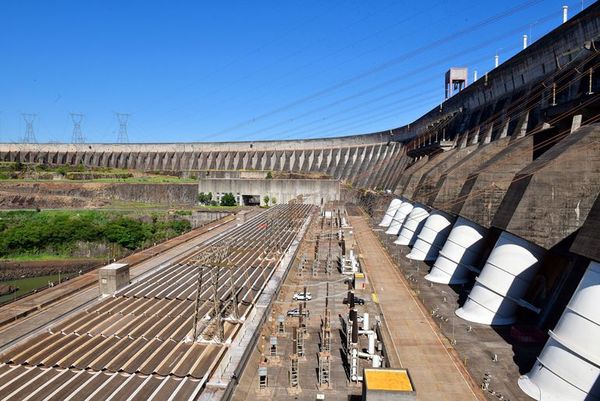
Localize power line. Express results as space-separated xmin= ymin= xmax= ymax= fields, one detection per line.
xmin=159 ymin=0 xmax=443 ymax=134
xmin=254 ymin=20 xmax=539 ymax=141
xmin=211 ymin=0 xmax=547 ymax=137
xmin=247 ymin=4 xmax=576 ymax=141
xmin=133 ymin=0 xmax=397 ymax=121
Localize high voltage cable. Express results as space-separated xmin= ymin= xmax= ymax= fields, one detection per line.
xmin=212 ymin=0 xmax=547 ymax=137
xmin=406 ymin=48 xmax=599 ymax=149
xmin=133 ymin=0 xmax=395 ymax=117
xmin=163 ymin=0 xmax=445 ymax=131
xmin=287 ymin=95 xmax=442 ymax=140
xmin=397 ymin=74 xmax=600 ymax=206
xmin=308 ymin=1 xmax=588 ymax=144
xmin=276 ymin=91 xmax=442 ymax=140
xmin=250 ymin=6 xmax=572 ymax=141
xmin=261 ymin=42 xmax=527 ymax=140
xmin=348 ymin=56 xmax=599 ymax=192
xmin=203 ymin=4 xmax=568 ymax=142
xmin=252 ymin=83 xmax=441 ymax=140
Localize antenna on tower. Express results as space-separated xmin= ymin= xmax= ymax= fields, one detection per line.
xmin=70 ymin=113 xmax=85 ymax=143
xmin=115 ymin=113 xmax=130 ymax=143
xmin=22 ymin=113 xmax=37 ymax=143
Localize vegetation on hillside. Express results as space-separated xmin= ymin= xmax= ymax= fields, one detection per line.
xmin=0 ymin=210 xmax=192 ymax=259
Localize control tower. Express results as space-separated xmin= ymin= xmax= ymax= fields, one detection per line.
xmin=445 ymin=67 xmax=468 ymax=99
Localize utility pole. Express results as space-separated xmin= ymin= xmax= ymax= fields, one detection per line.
xmin=115 ymin=112 xmax=130 ymax=143
xmin=70 ymin=113 xmax=85 ymax=143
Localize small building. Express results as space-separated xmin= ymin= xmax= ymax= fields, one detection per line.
xmin=354 ymin=272 xmax=366 ymax=290
xmin=362 ymin=368 xmax=416 ymax=401
xmin=236 ymin=210 xmax=250 ymax=226
xmin=98 ymin=263 xmax=130 ymax=295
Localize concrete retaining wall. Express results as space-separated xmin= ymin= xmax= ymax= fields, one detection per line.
xmin=198 ymin=178 xmax=340 ymax=206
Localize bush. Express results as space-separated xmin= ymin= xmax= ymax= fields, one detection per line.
xmin=266 ymin=171 xmax=273 ymax=179
xmin=220 ymin=193 xmax=237 ymax=207
xmin=198 ymin=192 xmax=213 ymax=205
xmin=263 ymin=195 xmax=270 ymax=206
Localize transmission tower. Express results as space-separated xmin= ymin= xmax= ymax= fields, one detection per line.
xmin=115 ymin=113 xmax=130 ymax=143
xmin=21 ymin=113 xmax=37 ymax=143
xmin=70 ymin=113 xmax=85 ymax=143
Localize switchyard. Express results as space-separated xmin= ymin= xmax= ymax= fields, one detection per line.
xmin=231 ymin=206 xmax=389 ymax=401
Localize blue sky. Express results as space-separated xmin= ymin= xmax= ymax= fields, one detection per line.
xmin=0 ymin=0 xmax=592 ymax=143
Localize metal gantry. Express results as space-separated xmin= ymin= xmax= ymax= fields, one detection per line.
xmin=187 ymin=205 xmax=313 ymax=344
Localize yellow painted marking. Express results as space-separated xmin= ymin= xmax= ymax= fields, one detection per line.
xmin=371 ymin=293 xmax=379 ymax=304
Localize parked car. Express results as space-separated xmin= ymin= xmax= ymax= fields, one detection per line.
xmin=343 ymin=296 xmax=365 ymax=305
xmin=287 ymin=308 xmax=310 ymax=317
xmin=293 ymin=292 xmax=312 ymax=301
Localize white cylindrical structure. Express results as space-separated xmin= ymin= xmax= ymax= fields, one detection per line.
xmin=395 ymin=204 xmax=429 ymax=246
xmin=378 ymin=198 xmax=402 ymax=227
xmin=456 ymin=231 xmax=545 ymax=325
xmin=425 ymin=217 xmax=487 ymax=284
xmin=518 ymin=261 xmax=600 ymax=401
xmin=523 ymin=34 xmax=528 ymax=49
xmin=385 ymin=201 xmax=413 ymax=235
xmin=407 ymin=210 xmax=454 ymax=261
xmin=368 ymin=333 xmax=376 ymax=355
xmin=562 ymin=5 xmax=568 ymax=23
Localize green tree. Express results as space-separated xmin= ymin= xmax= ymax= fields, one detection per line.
xmin=198 ymin=192 xmax=213 ymax=205
xmin=266 ymin=171 xmax=273 ymax=179
xmin=270 ymin=196 xmax=277 ymax=205
xmin=263 ymin=195 xmax=270 ymax=206
xmin=103 ymin=218 xmax=150 ymax=250
xmin=220 ymin=193 xmax=237 ymax=206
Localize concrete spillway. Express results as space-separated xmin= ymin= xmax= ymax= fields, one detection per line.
xmin=518 ymin=260 xmax=600 ymax=401
xmin=425 ymin=217 xmax=487 ymax=285
xmin=407 ymin=210 xmax=454 ymax=261
xmin=456 ymin=231 xmax=545 ymax=325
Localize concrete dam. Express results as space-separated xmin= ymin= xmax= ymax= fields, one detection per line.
xmin=1 ymin=3 xmax=600 ymax=401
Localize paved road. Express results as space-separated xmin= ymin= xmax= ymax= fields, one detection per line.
xmin=349 ymin=214 xmax=484 ymax=401
xmin=0 ymin=215 xmax=241 ymax=352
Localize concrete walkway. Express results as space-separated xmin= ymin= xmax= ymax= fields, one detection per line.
xmin=349 ymin=214 xmax=484 ymax=401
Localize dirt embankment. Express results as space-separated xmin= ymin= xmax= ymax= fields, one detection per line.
xmin=0 ymin=258 xmax=103 ymax=281
xmin=0 ymin=181 xmax=198 ymax=209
